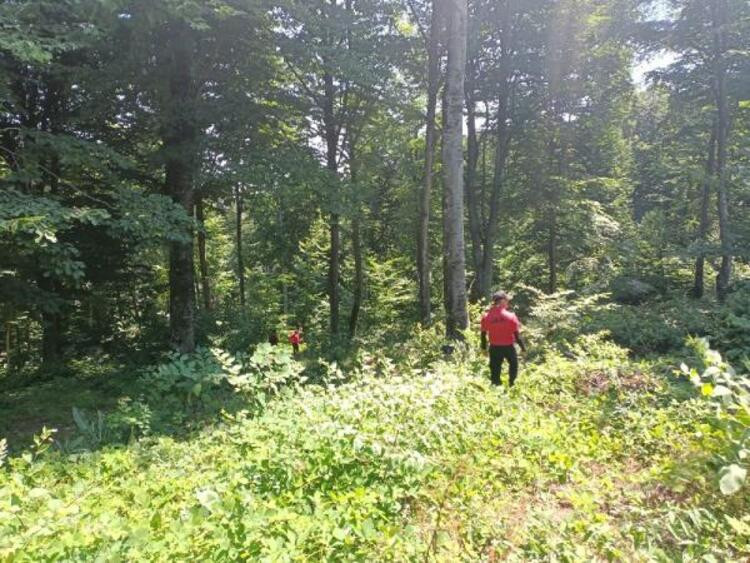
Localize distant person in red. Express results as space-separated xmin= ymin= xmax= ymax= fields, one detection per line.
xmin=289 ymin=328 xmax=302 ymax=355
xmin=480 ymin=291 xmax=526 ymax=387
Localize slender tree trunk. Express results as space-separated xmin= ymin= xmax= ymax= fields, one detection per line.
xmin=163 ymin=24 xmax=197 ymax=354
xmin=465 ymin=83 xmax=483 ymax=302
xmin=277 ymin=206 xmax=290 ymax=316
xmin=441 ymin=82 xmax=450 ymax=321
xmin=546 ymin=123 xmax=563 ymax=295
xmin=41 ymin=311 xmax=61 ymax=367
xmin=464 ymin=0 xmax=514 ymax=303
xmin=417 ymin=0 xmax=443 ymax=325
xmin=195 ymin=192 xmax=212 ymax=311
xmin=442 ymin=0 xmax=469 ymax=339
xmin=712 ymin=0 xmax=732 ymax=301
xmin=37 ymin=76 xmax=65 ymax=366
xmin=547 ymin=211 xmax=558 ymax=294
xmin=479 ymin=81 xmax=512 ymax=301
xmin=194 ymin=270 xmax=201 ymax=309
xmin=39 ymin=277 xmax=62 ymax=368
xmin=349 ymin=145 xmax=364 ymax=338
xmin=323 ymin=70 xmax=340 ymax=336
xmin=349 ymin=217 xmax=364 ymax=338
xmin=692 ymin=122 xmax=717 ymax=299
xmin=235 ymin=186 xmax=246 ymax=308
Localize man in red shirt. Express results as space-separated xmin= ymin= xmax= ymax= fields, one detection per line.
xmin=289 ymin=328 xmax=302 ymax=355
xmin=480 ymin=291 xmax=526 ymax=387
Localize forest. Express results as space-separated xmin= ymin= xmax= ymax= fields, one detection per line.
xmin=1 ymin=0 xmax=750 ymax=559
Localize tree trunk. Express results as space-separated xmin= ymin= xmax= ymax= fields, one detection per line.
xmin=465 ymin=81 xmax=483 ymax=302
xmin=464 ymin=1 xmax=514 ymax=303
xmin=164 ymin=23 xmax=197 ymax=354
xmin=417 ymin=0 xmax=443 ymax=326
xmin=479 ymin=84 xmax=512 ymax=301
xmin=323 ymin=69 xmax=340 ymax=336
xmin=692 ymin=122 xmax=717 ymax=299
xmin=38 ymin=76 xmax=65 ymax=366
xmin=235 ymin=186 xmax=246 ymax=308
xmin=349 ymin=145 xmax=364 ymax=338
xmin=277 ymin=206 xmax=290 ymax=316
xmin=442 ymin=0 xmax=469 ymax=340
xmin=712 ymin=0 xmax=732 ymax=301
xmin=195 ymin=192 xmax=212 ymax=311
xmin=349 ymin=216 xmax=364 ymax=338
xmin=478 ymin=3 xmax=514 ymax=303
xmin=41 ymin=311 xmax=62 ymax=367
xmin=39 ymin=278 xmax=62 ymax=368
xmin=547 ymin=211 xmax=558 ymax=294
xmin=546 ymin=123 xmax=563 ymax=295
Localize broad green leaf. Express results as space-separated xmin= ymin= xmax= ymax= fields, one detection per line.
xmin=719 ymin=464 xmax=747 ymax=495
xmin=711 ymin=385 xmax=732 ymax=398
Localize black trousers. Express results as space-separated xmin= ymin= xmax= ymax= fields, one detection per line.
xmin=489 ymin=345 xmax=518 ymax=387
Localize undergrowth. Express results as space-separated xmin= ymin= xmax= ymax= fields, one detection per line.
xmin=2 ymin=331 xmax=750 ymax=560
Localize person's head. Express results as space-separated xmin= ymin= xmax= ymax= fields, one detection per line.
xmin=492 ymin=291 xmax=510 ymax=308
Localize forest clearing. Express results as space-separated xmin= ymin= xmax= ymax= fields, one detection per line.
xmin=1 ymin=0 xmax=749 ymax=560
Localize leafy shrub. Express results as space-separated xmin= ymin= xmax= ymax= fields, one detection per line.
xmin=62 ymin=345 xmax=305 ymax=450
xmin=517 ymin=286 xmax=612 ymax=354
xmin=587 ymin=297 xmax=716 ymax=355
xmin=105 ymin=398 xmax=153 ymax=441
xmin=712 ymin=283 xmax=750 ymax=363
xmin=3 ymin=336 xmax=749 ymax=560
xmin=682 ymin=338 xmax=750 ymax=496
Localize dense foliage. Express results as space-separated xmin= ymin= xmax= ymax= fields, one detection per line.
xmin=1 ymin=0 xmax=749 ymax=558
xmin=1 ymin=0 xmax=748 ymax=372
xmin=2 ymin=328 xmax=750 ymax=559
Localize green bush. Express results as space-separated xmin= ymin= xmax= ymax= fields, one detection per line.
xmin=61 ymin=345 xmax=305 ymax=451
xmin=587 ymin=297 xmax=716 ymax=355
xmin=681 ymin=338 xmax=750 ymax=496
xmin=712 ymin=283 xmax=750 ymax=363
xmin=2 ymin=336 xmax=749 ymax=560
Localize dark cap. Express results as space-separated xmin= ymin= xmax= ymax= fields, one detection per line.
xmin=492 ymin=291 xmax=509 ymax=303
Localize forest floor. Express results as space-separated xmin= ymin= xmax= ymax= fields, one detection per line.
xmin=0 ymin=375 xmax=124 ymax=449
xmin=1 ymin=339 xmax=748 ymax=560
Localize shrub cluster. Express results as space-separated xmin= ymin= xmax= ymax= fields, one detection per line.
xmin=2 ymin=333 xmax=750 ymax=560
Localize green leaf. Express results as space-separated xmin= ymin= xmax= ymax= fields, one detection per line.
xmin=196 ymin=488 xmax=221 ymax=511
xmin=711 ymin=385 xmax=732 ymax=398
xmin=725 ymin=515 xmax=750 ymax=536
xmin=719 ymin=464 xmax=747 ymax=495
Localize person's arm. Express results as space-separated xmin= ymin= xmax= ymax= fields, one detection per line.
xmin=515 ymin=331 xmax=526 ymax=353
xmin=481 ymin=330 xmax=487 ymax=351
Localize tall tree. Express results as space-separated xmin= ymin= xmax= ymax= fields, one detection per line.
xmin=441 ymin=0 xmax=468 ymax=338
xmin=464 ymin=0 xmax=518 ymax=302
xmin=416 ymin=0 xmax=444 ymax=324
xmin=274 ymin=0 xmax=401 ymax=337
xmin=195 ymin=190 xmax=212 ymax=311
xmin=710 ymin=0 xmax=732 ymax=300
xmin=161 ymin=20 xmax=198 ymax=353
xmin=235 ymin=185 xmax=247 ymax=308
xmin=692 ymin=120 xmax=717 ymax=298
xmin=662 ymin=0 xmax=750 ymax=299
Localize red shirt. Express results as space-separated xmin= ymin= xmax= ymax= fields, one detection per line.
xmin=289 ymin=331 xmax=301 ymax=345
xmin=481 ymin=305 xmax=520 ymax=346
